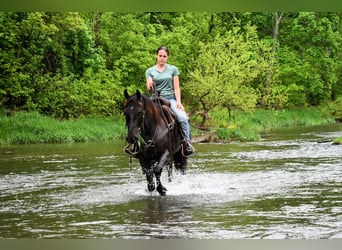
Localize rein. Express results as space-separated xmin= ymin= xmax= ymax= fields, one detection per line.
xmin=151 ymin=86 xmax=175 ymax=159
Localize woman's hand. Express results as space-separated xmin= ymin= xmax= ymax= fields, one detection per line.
xmin=146 ymin=79 xmax=154 ymax=91
xmin=176 ymin=100 xmax=184 ymax=110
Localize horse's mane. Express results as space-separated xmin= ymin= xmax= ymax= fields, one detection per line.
xmin=127 ymin=92 xmax=163 ymax=125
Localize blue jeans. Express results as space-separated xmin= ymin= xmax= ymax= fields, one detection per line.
xmin=169 ymin=98 xmax=191 ymax=142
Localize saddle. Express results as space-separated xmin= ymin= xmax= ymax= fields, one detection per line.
xmin=151 ymin=97 xmax=171 ymax=107
xmin=151 ymin=97 xmax=188 ymax=156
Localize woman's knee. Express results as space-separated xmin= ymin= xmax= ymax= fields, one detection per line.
xmin=177 ymin=115 xmax=189 ymax=123
xmin=173 ymin=110 xmax=188 ymax=122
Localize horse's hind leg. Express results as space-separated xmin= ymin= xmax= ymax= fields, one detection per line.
xmin=167 ymin=162 xmax=173 ymax=182
xmin=174 ymin=150 xmax=187 ymax=175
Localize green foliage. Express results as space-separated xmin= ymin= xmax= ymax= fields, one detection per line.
xmin=278 ymin=12 xmax=342 ymax=106
xmin=1 ymin=11 xmax=342 ymax=125
xmin=321 ymin=95 xmax=342 ymax=121
xmin=187 ymin=25 xmax=268 ymax=125
xmin=216 ymin=127 xmax=260 ymax=142
xmin=92 ymin=12 xmax=162 ymax=88
xmin=0 ymin=12 xmax=107 ymax=114
xmin=31 ymin=71 xmax=123 ymax=119
xmin=262 ymin=84 xmax=289 ymax=109
xmin=286 ymin=83 xmax=307 ymax=108
xmin=333 ymin=136 xmax=342 ymax=145
xmin=209 ymin=106 xmax=335 ymax=142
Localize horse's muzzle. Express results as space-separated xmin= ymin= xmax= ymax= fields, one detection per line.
xmin=126 ymin=136 xmax=137 ymax=144
xmin=124 ymin=139 xmax=140 ymax=157
xmin=126 ymin=127 xmax=141 ymax=143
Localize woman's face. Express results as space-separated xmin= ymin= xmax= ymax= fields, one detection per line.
xmin=156 ymin=49 xmax=168 ymax=65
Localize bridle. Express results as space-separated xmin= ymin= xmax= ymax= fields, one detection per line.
xmin=123 ymin=93 xmax=174 ymax=158
xmin=124 ymin=99 xmax=158 ymax=157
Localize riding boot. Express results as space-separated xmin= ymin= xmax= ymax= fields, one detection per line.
xmin=184 ymin=140 xmax=194 ymax=156
xmin=178 ymin=120 xmax=193 ymax=156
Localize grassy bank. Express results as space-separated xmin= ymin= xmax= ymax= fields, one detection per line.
xmin=0 ymin=112 xmax=126 ymax=145
xmin=0 ymin=106 xmax=338 ymax=145
xmin=333 ymin=137 xmax=342 ymax=145
xmin=192 ymin=106 xmax=336 ymax=142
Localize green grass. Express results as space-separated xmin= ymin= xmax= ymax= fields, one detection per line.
xmin=0 ymin=112 xmax=126 ymax=145
xmin=333 ymin=137 xmax=342 ymax=145
xmin=203 ymin=106 xmax=336 ymax=142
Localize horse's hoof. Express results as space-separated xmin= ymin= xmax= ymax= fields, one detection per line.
xmin=157 ymin=185 xmax=167 ymax=196
xmin=147 ymin=183 xmax=155 ymax=192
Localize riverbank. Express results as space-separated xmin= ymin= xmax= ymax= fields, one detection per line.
xmin=333 ymin=136 xmax=342 ymax=144
xmin=0 ymin=107 xmax=338 ymax=145
xmin=0 ymin=112 xmax=126 ymax=145
xmin=192 ymin=106 xmax=337 ymax=142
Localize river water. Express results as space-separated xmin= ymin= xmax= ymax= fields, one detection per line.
xmin=0 ymin=124 xmax=342 ymax=239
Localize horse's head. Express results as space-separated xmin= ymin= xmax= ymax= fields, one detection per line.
xmin=123 ymin=89 xmax=146 ymax=144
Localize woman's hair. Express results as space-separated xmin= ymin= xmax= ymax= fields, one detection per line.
xmin=156 ymin=46 xmax=169 ymax=56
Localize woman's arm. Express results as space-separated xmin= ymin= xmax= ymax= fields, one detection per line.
xmin=146 ymin=77 xmax=154 ymax=91
xmin=173 ymin=75 xmax=184 ymax=110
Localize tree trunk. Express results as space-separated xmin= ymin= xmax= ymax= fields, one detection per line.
xmin=263 ymin=12 xmax=283 ymax=108
xmin=273 ymin=12 xmax=283 ymax=40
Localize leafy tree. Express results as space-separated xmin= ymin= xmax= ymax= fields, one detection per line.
xmin=278 ymin=12 xmax=342 ymax=106
xmin=91 ymin=12 xmax=162 ymax=90
xmin=33 ymin=70 xmax=122 ymax=119
xmin=0 ymin=12 xmax=106 ymax=113
xmin=0 ymin=12 xmax=51 ymax=110
xmin=186 ymin=25 xmax=270 ymax=127
xmin=1 ymin=11 xmax=342 ymax=120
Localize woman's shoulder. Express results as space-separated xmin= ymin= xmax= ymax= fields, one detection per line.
xmin=146 ymin=65 xmax=156 ymax=72
xmin=166 ymin=64 xmax=177 ymax=69
xmin=166 ymin=64 xmax=179 ymax=73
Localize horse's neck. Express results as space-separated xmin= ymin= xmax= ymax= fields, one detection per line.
xmin=143 ymin=106 xmax=166 ymax=136
xmin=143 ymin=111 xmax=158 ymax=136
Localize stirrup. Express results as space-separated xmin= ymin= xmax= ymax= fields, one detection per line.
xmin=181 ymin=142 xmax=194 ymax=157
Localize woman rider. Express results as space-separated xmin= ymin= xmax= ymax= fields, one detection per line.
xmin=145 ymin=46 xmax=194 ymax=156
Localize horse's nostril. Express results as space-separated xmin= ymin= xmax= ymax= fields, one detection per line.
xmin=126 ymin=136 xmax=137 ymax=144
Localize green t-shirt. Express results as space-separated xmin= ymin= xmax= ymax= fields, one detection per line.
xmin=145 ymin=64 xmax=179 ymax=99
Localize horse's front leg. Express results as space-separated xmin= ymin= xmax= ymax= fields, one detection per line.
xmin=155 ymin=150 xmax=170 ymax=196
xmin=146 ymin=168 xmax=155 ymax=192
xmin=141 ymin=161 xmax=155 ymax=192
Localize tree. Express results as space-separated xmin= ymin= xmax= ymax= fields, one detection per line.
xmin=187 ymin=25 xmax=270 ymax=127
xmin=1 ymin=12 xmax=342 ymax=119
xmin=278 ymin=12 xmax=342 ymax=106
xmin=0 ymin=12 xmax=106 ymax=113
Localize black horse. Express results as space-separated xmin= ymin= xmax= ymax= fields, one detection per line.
xmin=123 ymin=89 xmax=187 ymax=195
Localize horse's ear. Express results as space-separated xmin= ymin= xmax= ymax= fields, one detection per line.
xmin=136 ymin=90 xmax=141 ymax=100
xmin=124 ymin=89 xmax=130 ymax=99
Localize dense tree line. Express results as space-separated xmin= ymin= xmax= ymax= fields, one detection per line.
xmin=1 ymin=12 xmax=341 ymax=123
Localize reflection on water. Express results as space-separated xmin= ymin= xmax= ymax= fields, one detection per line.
xmin=0 ymin=124 xmax=342 ymax=238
